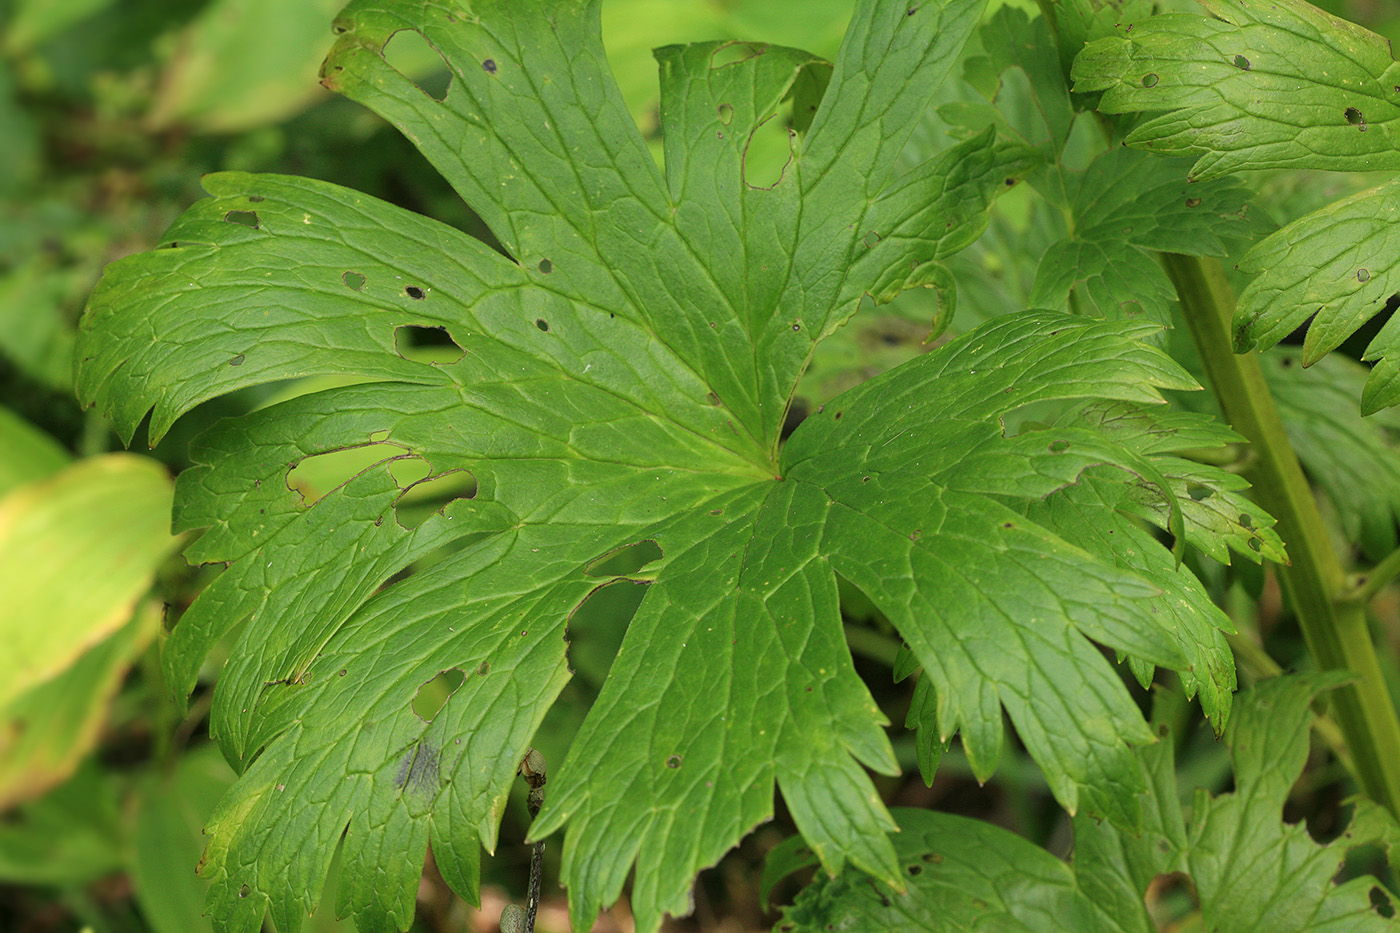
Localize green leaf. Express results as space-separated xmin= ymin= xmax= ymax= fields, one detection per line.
xmin=73 ymin=1 xmax=1270 ymax=929
xmin=1071 ymin=0 xmax=1400 ymax=180
xmin=0 ymin=405 xmax=71 ymax=495
xmin=1234 ymin=176 xmax=1400 ymax=413
xmin=772 ymin=808 xmax=1125 ymax=932
xmin=1261 ymin=349 xmax=1400 ymax=555
xmin=0 ymin=454 xmax=178 ymax=712
xmin=777 ymin=675 xmax=1400 ymax=932
xmin=1028 ymin=148 xmax=1268 ymax=332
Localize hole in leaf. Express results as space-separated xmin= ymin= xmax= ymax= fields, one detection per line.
xmin=717 ymin=102 xmax=734 ymax=125
xmin=482 ymin=58 xmax=497 ymax=74
xmin=1358 ymin=268 xmax=1371 ymax=283
xmin=1048 ymin=439 xmax=1070 ymax=453
xmin=566 ymin=579 xmax=649 ymax=687
xmin=224 ymin=210 xmax=259 ymax=228
xmin=1372 ymin=885 xmax=1395 ymax=918
xmin=710 ymin=41 xmax=765 ymax=69
xmin=228 ymin=354 xmax=245 ymax=367
xmin=383 ymin=29 xmax=452 ymax=101
xmin=343 ymin=271 xmax=366 ymax=290
xmin=412 ymin=668 xmax=465 ymax=721
xmin=862 ymin=231 xmax=881 ymax=248
xmin=1233 ymin=54 xmax=1251 ymax=69
xmin=394 ymin=324 xmax=464 ymax=363
xmin=1187 ymin=483 xmax=1214 ymax=501
xmin=538 ymin=258 xmax=553 ymax=274
xmin=394 ymin=469 xmax=477 ymax=528
xmin=287 ymin=445 xmax=401 ymax=505
xmin=666 ymin=754 xmax=683 ymax=768
xmin=907 ymin=864 xmax=923 ymax=876
xmin=239 ymin=884 xmax=251 ymax=898
xmin=405 ymin=285 xmax=426 ymax=299
xmin=535 ymin=318 xmax=550 ymax=332
xmin=586 ymin=539 xmax=663 ymax=577
xmin=1142 ymin=73 xmax=1159 ymax=87
xmin=1238 ymin=512 xmax=1253 ymax=529
xmin=476 ymin=661 xmax=489 ymax=676
xmin=369 ymin=429 xmax=390 ymax=443
xmin=387 ymin=457 xmax=431 ymax=488
xmin=1346 ymin=106 xmax=1366 ymax=127
xmin=1248 ymin=538 xmax=1262 ymax=551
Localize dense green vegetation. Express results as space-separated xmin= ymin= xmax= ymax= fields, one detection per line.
xmin=6 ymin=0 xmax=1400 ymax=930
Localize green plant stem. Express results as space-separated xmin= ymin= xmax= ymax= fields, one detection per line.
xmin=1164 ymin=252 xmax=1400 ymax=816
xmin=1347 ymin=544 xmax=1400 ymax=605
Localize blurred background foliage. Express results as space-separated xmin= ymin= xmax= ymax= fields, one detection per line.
xmin=3 ymin=0 xmax=1400 ymax=931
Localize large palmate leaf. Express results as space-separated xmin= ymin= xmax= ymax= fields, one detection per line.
xmin=75 ymin=1 xmax=1267 ymax=930
xmin=772 ymin=675 xmax=1400 ymax=932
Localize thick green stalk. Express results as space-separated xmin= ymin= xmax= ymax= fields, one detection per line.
xmin=1164 ymin=253 xmax=1400 ymax=816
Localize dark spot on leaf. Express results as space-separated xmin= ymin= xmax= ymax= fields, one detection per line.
xmin=477 ymin=661 xmax=489 ymax=676
xmin=343 ymin=271 xmax=366 ymax=290
xmin=229 ymin=354 xmax=245 ymax=367
xmin=833 ymin=410 xmax=843 ymax=420
xmin=791 ymin=322 xmax=801 ymax=331
xmin=538 ymin=258 xmax=553 ymax=274
xmin=1004 ymin=177 xmax=1016 ymax=186
xmin=1185 ymin=197 xmax=1202 ymax=208
xmin=535 ymin=319 xmax=550 ymax=332
xmin=907 ymin=6 xmax=918 ymax=14
xmin=239 ymin=884 xmax=251 ymax=898
xmin=406 ymin=285 xmax=426 ymax=299
xmin=1002 ymin=522 xmax=1014 ymax=528
xmin=1048 ymin=439 xmax=1070 ymax=453
xmin=1346 ymin=106 xmax=1366 ymax=127
xmin=907 ymin=864 xmax=923 ymax=875
xmin=666 ymin=754 xmax=682 ymax=768
xmin=1142 ymin=73 xmax=1159 ymax=87
xmin=1187 ymin=483 xmax=1213 ymax=501
xmin=1358 ymin=268 xmax=1370 ymax=282
xmin=717 ymin=102 xmax=734 ymax=125
xmin=224 ymin=210 xmax=259 ymax=228
xmin=922 ymin=852 xmax=942 ymax=863
xmin=338 ymin=669 xmax=347 ymax=676
xmin=1233 ymin=54 xmax=1251 ymax=69
xmin=395 ymin=741 xmax=442 ymax=795
xmin=248 ymin=195 xmax=265 ymax=203
xmin=482 ymin=59 xmax=497 ymax=73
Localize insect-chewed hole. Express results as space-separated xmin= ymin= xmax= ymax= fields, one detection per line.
xmin=586 ymin=539 xmax=663 ymax=577
xmin=387 ymin=457 xmax=431 ymax=488
xmin=224 ymin=210 xmax=259 ymax=228
xmin=343 ymin=271 xmax=366 ymax=290
xmin=394 ymin=324 xmax=464 ymax=363
xmin=412 ymin=668 xmax=465 ymax=721
xmin=537 ymin=258 xmax=553 ymax=274
xmin=566 ymin=579 xmax=649 ymax=687
xmin=383 ymin=29 xmax=453 ymax=101
xmin=394 ymin=469 xmax=477 ymax=528
xmin=287 ymin=445 xmax=403 ymax=505
xmin=405 ymin=285 xmax=427 ymax=300
xmin=1146 ymin=872 xmax=1199 ymax=921
xmin=709 ymin=41 xmax=765 ymax=69
xmin=742 ymin=113 xmax=795 ymax=189
xmin=1233 ymin=54 xmax=1251 ymax=69
xmin=1346 ymin=106 xmax=1366 ymax=126
xmin=535 ymin=318 xmax=550 ymax=332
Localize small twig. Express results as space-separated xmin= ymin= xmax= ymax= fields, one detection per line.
xmin=1342 ymin=545 xmax=1400 ymax=605
xmin=516 ymin=747 xmax=547 ymax=933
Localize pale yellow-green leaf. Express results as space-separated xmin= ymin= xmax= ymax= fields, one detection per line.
xmin=0 ymin=454 xmax=178 ymax=710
